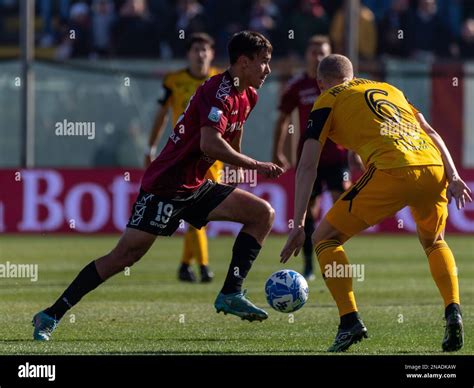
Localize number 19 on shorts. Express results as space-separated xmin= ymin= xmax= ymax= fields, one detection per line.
xmin=155 ymin=202 xmax=174 ymax=225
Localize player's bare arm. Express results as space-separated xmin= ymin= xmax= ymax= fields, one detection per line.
xmin=145 ymin=105 xmax=169 ymax=167
xmin=200 ymin=126 xmax=284 ymax=178
xmin=227 ymin=126 xmax=244 ymax=183
xmin=416 ymin=112 xmax=472 ymax=209
xmin=272 ymin=112 xmax=292 ymax=169
xmin=280 ymin=139 xmax=322 ymax=263
xmin=230 ymin=125 xmax=243 ymax=153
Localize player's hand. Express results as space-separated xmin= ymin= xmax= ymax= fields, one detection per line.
xmin=256 ymin=161 xmax=284 ymax=178
xmin=273 ymin=152 xmax=291 ymax=170
xmin=447 ymin=177 xmax=472 ymax=210
xmin=280 ymin=226 xmax=306 ymax=263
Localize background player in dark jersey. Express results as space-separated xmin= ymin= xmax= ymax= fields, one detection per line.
xmin=33 ymin=31 xmax=284 ymax=340
xmin=272 ymin=35 xmax=357 ymax=280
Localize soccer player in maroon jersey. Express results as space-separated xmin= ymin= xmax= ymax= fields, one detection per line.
xmin=272 ymin=35 xmax=355 ymax=280
xmin=32 ymin=31 xmax=284 ymax=340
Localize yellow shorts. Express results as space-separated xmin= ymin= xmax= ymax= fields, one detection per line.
xmin=205 ymin=160 xmax=224 ymax=182
xmin=326 ymin=164 xmax=448 ymax=239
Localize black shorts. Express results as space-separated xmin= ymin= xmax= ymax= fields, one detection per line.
xmin=126 ymin=180 xmax=235 ymax=236
xmin=311 ymin=163 xmax=349 ymax=199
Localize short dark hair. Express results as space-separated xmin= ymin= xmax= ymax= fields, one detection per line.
xmin=307 ymin=35 xmax=331 ymax=48
xmin=228 ymin=30 xmax=272 ymax=65
xmin=185 ymin=32 xmax=215 ymax=52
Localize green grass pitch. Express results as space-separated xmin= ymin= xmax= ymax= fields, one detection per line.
xmin=0 ymin=234 xmax=472 ymax=355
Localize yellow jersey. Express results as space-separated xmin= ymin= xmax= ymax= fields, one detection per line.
xmin=306 ymin=78 xmax=443 ymax=169
xmin=159 ymin=67 xmax=220 ymax=125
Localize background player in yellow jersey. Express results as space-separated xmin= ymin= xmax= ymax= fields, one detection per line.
xmin=145 ymin=32 xmax=221 ymax=283
xmin=281 ymin=54 xmax=472 ymax=352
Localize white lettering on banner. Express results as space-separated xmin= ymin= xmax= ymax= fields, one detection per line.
xmin=14 ymin=170 xmax=140 ymax=233
xmin=109 ymin=177 xmax=139 ymax=231
xmin=64 ymin=184 xmax=109 ymax=232
xmin=18 ymin=170 xmax=63 ymax=231
xmin=8 ymin=171 xmax=474 ymax=234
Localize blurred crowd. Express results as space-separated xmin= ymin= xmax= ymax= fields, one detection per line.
xmin=1 ymin=0 xmax=474 ymax=60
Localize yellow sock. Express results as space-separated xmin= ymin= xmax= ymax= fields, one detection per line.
xmin=192 ymin=226 xmax=209 ymax=266
xmin=315 ymin=240 xmax=358 ymax=316
xmin=181 ymin=228 xmax=194 ymax=265
xmin=425 ymin=240 xmax=460 ymax=307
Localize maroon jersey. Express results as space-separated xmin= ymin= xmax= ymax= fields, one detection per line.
xmin=278 ymin=72 xmax=347 ymax=165
xmin=142 ymin=71 xmax=257 ymax=197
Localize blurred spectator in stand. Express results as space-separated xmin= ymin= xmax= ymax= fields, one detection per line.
xmin=203 ymin=0 xmax=251 ymax=57
xmin=330 ymin=3 xmax=377 ymax=59
xmin=91 ymin=0 xmax=116 ymax=57
xmin=460 ymin=18 xmax=474 ymax=58
xmin=55 ymin=2 xmax=92 ymax=59
xmin=248 ymin=0 xmax=282 ymax=54
xmin=147 ymin=0 xmax=175 ymax=58
xmin=38 ymin=0 xmax=70 ymax=47
xmin=171 ymin=0 xmax=209 ymax=56
xmin=405 ymin=0 xmax=453 ymax=60
xmin=378 ymin=0 xmax=410 ymax=57
xmin=111 ymin=0 xmax=159 ymax=57
xmin=320 ymin=0 xmax=343 ymax=20
xmin=287 ymin=0 xmax=330 ymax=56
xmin=249 ymin=0 xmax=279 ymax=36
xmin=175 ymin=0 xmax=208 ymax=33
xmin=463 ymin=0 xmax=474 ymax=20
xmin=362 ymin=0 xmax=392 ymax=22
xmin=437 ymin=0 xmax=462 ymax=41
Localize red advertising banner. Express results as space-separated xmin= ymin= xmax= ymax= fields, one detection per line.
xmin=0 ymin=168 xmax=473 ymax=234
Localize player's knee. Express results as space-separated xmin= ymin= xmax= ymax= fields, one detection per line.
xmin=419 ymin=235 xmax=443 ymax=251
xmin=259 ymin=202 xmax=275 ymax=230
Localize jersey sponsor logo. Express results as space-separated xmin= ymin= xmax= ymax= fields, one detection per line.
xmin=231 ymin=110 xmax=238 ymax=115
xmin=216 ymin=76 xmax=232 ymax=102
xmin=226 ymin=121 xmax=243 ymax=133
xmin=208 ymin=106 xmax=223 ymax=123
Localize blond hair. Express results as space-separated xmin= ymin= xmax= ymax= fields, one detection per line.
xmin=317 ymin=54 xmax=354 ymax=83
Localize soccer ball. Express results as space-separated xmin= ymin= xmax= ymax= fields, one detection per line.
xmin=265 ymin=269 xmax=309 ymax=313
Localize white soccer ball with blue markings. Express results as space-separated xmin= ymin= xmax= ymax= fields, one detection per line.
xmin=265 ymin=270 xmax=309 ymax=313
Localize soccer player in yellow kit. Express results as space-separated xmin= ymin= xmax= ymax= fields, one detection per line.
xmin=281 ymin=54 xmax=472 ymax=352
xmin=145 ymin=33 xmax=222 ymax=283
